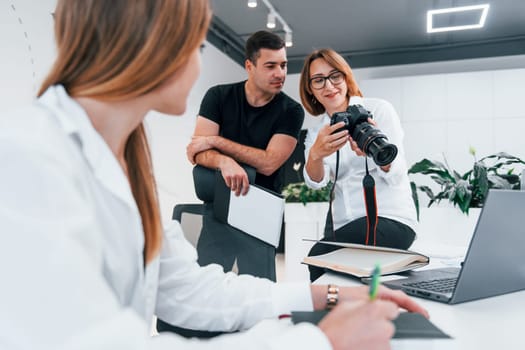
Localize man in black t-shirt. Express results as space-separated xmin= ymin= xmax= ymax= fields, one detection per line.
xmin=186 ymin=31 xmax=304 ymax=280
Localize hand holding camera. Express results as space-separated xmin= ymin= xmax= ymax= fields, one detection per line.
xmin=330 ymin=104 xmax=398 ymax=166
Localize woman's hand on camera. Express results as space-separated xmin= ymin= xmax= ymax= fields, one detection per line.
xmin=305 ymin=122 xmax=348 ymax=182
xmin=348 ymin=117 xmax=377 ymax=157
xmin=348 ymin=136 xmax=366 ymax=157
xmin=310 ymin=122 xmax=349 ymax=161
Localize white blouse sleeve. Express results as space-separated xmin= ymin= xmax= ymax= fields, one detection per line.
xmin=155 ymin=222 xmax=314 ymax=331
xmin=303 ymin=122 xmax=332 ymax=189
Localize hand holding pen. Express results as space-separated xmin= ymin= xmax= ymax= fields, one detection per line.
xmin=369 ymin=263 xmax=381 ymax=301
xmin=317 ymin=262 xmax=429 ymax=350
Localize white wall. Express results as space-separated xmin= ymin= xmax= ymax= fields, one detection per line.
xmin=0 ymin=0 xmax=56 ymax=109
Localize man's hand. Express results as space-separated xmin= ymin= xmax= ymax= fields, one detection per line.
xmin=220 ymin=159 xmax=250 ymax=196
xmin=186 ymin=135 xmax=214 ymax=164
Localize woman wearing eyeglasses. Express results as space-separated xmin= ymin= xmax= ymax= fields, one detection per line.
xmin=299 ymin=49 xmax=417 ymax=281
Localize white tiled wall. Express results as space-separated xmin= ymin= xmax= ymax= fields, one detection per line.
xmin=401 ymin=74 xmax=447 ymax=123
xmin=358 ymin=68 xmax=525 ymax=176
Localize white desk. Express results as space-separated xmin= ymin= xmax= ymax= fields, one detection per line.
xmin=316 ymin=272 xmax=525 ymax=349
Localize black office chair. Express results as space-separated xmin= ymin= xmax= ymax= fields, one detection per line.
xmin=171 ymin=203 xmax=205 ymax=247
xmin=156 ymin=203 xmax=229 ymax=339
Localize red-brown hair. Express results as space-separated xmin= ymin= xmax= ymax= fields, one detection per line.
xmin=39 ymin=0 xmax=212 ymax=263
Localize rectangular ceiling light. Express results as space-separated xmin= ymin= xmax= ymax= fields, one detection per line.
xmin=427 ymin=4 xmax=490 ymax=33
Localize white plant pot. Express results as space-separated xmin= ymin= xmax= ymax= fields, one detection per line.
xmin=284 ymin=202 xmax=329 ymax=282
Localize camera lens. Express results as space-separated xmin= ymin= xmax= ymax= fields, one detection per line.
xmin=367 ymin=138 xmax=398 ymax=166
xmin=352 ymin=123 xmax=398 ymax=166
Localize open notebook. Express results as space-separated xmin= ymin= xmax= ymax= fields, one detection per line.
xmin=302 ymin=240 xmax=429 ymax=278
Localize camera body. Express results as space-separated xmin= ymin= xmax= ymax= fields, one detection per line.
xmin=330 ymin=104 xmax=398 ymax=166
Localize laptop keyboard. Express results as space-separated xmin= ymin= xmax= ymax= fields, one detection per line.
xmin=402 ymin=277 xmax=458 ymax=294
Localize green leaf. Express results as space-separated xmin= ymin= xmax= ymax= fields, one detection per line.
xmin=418 ymin=185 xmax=435 ymax=199
xmin=487 ymin=174 xmax=512 ymax=189
xmin=282 ymin=181 xmax=332 ymax=204
xmin=410 ymin=182 xmax=420 ymax=221
xmin=452 ymin=170 xmax=463 ymax=181
xmin=472 ymin=163 xmax=489 ymax=197
xmin=408 ymin=159 xmax=437 ymax=173
xmin=455 ymin=180 xmax=469 ymax=201
xmin=431 ymin=175 xmax=454 ymax=186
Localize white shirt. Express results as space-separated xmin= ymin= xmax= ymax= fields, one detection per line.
xmin=0 ymin=85 xmax=331 ymax=350
xmin=304 ymin=96 xmax=417 ymax=231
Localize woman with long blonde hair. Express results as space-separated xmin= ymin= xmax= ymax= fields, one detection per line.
xmin=0 ymin=1 xmax=427 ymax=349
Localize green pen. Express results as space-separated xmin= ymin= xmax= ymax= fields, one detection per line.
xmin=369 ymin=263 xmax=381 ymax=301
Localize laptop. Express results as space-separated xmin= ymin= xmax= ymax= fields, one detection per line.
xmin=382 ymin=189 xmax=525 ymax=304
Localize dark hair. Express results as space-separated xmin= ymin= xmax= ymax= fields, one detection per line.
xmin=299 ymin=48 xmax=363 ymax=116
xmin=244 ymin=30 xmax=285 ymax=64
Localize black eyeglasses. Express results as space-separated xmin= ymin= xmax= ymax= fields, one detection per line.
xmin=309 ymin=71 xmax=345 ymax=90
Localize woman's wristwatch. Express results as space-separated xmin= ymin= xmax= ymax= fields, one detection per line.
xmin=326 ymin=284 xmax=339 ymax=310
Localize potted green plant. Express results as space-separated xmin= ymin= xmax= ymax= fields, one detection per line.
xmin=281 ymin=161 xmax=332 ymax=205
xmin=409 ymin=149 xmax=524 ymax=218
xmin=281 ymin=181 xmax=331 ymax=205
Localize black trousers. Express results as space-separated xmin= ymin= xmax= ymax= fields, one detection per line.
xmin=196 ymin=203 xmax=276 ymax=281
xmin=307 ymin=216 xmax=416 ymax=281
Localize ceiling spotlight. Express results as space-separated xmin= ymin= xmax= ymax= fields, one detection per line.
xmin=256 ymin=0 xmax=293 ymax=46
xmin=267 ymin=12 xmax=276 ymax=29
xmin=427 ymin=4 xmax=490 ymax=33
xmin=285 ymin=31 xmax=293 ymax=47
xmin=248 ymin=0 xmax=257 ymax=8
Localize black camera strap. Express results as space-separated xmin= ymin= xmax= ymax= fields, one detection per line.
xmin=363 ymin=158 xmax=378 ymax=246
xmin=326 ymin=151 xmax=378 ymax=246
xmin=326 ymin=150 xmax=340 ymax=240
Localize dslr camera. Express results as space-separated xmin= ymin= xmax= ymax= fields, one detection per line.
xmin=330 ymin=104 xmax=397 ymax=166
